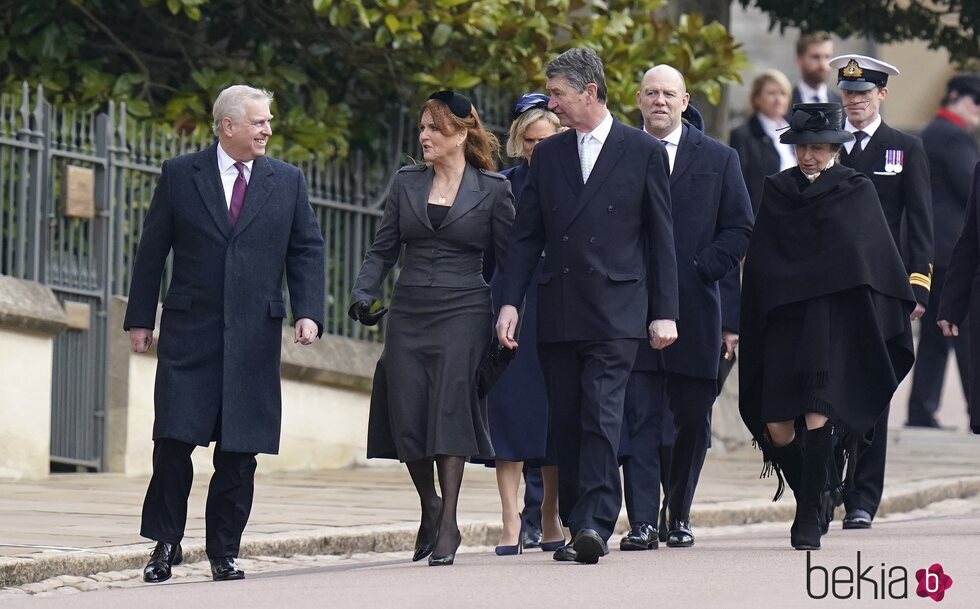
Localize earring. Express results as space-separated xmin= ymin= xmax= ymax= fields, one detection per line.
xmin=456 ymin=142 xmax=461 ymax=147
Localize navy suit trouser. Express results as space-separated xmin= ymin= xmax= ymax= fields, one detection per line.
xmin=140 ymin=438 xmax=258 ymax=558
xmin=665 ymin=374 xmax=716 ymax=521
xmin=538 ymin=339 xmax=639 ymax=542
xmin=621 ymin=371 xmax=669 ymax=525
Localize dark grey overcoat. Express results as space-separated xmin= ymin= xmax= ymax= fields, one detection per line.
xmin=123 ymin=144 xmax=325 ymax=454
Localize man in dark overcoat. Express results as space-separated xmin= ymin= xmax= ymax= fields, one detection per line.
xmin=907 ymin=74 xmax=980 ymax=428
xmin=791 ymin=32 xmax=842 ymax=107
xmin=619 ymin=66 xmax=753 ymax=551
xmin=496 ymin=47 xmax=678 ymax=564
xmin=124 ymin=85 xmax=325 ymax=582
xmin=833 ymin=54 xmax=933 ymax=530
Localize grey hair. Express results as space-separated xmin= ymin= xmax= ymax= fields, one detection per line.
xmin=506 ymin=108 xmax=560 ymax=159
xmin=546 ymin=48 xmax=608 ymax=102
xmin=211 ymin=85 xmax=274 ymax=135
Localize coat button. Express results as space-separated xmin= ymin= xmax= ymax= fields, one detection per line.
xmin=589 ymin=236 xmax=596 ymax=244
xmin=551 ymin=206 xmax=558 ymax=212
xmin=562 ymin=235 xmax=569 ymax=242
xmin=588 ymin=267 xmax=595 ymax=274
xmin=563 ymin=267 xmax=569 ymax=274
xmin=607 ymin=205 xmax=613 ymax=212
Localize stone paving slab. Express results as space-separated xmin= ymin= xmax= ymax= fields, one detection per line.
xmin=0 ymin=427 xmax=977 ymax=589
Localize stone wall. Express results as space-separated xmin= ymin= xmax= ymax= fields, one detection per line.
xmin=0 ymin=276 xmax=67 ymax=479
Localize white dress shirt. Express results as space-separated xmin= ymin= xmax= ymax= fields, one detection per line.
xmin=757 ymin=114 xmax=797 ymax=171
xmin=216 ymin=144 xmax=253 ymax=209
xmin=650 ymin=123 xmax=683 ymax=174
xmin=577 ymin=111 xmax=613 ymax=182
xmin=843 ymin=115 xmax=881 ymax=155
xmin=797 ymin=82 xmax=831 ymax=104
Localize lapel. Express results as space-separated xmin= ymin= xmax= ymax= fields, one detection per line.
xmin=670 ymin=124 xmax=700 ymax=186
xmin=558 ymin=129 xmax=584 ymax=195
xmin=561 ymin=117 xmax=627 ymax=230
xmin=231 ymin=155 xmax=276 ymax=237
xmin=192 ymin=145 xmax=233 ymax=240
xmin=440 ymin=164 xmax=489 ymax=230
xmin=402 ymin=165 xmax=435 ymax=232
xmin=847 ymin=122 xmax=890 ymax=175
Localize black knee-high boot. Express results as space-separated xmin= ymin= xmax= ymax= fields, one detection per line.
xmin=792 ymin=424 xmax=834 ymax=550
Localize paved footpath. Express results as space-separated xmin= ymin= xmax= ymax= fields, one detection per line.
xmin=1 ymin=427 xmax=978 ymax=596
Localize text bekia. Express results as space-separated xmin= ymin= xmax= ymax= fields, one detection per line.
xmin=806 ymin=552 xmax=908 ymax=600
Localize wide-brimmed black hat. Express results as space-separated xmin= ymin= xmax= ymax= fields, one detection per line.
xmin=780 ymin=103 xmax=854 ymax=145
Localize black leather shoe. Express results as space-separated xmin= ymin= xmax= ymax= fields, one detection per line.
xmin=842 ymin=508 xmax=872 ymax=530
xmin=143 ymin=542 xmax=182 ymax=583
xmin=209 ymin=556 xmax=245 ymax=581
xmin=572 ymin=529 xmax=608 ymax=564
xmin=620 ymin=522 xmax=658 ymax=551
xmin=553 ymin=542 xmax=577 ymax=562
xmin=666 ymin=519 xmax=694 ymax=548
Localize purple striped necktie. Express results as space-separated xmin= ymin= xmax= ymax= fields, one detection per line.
xmin=229 ymin=161 xmax=247 ymax=224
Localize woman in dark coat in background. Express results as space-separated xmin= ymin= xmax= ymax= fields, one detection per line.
xmin=349 ymin=90 xmax=515 ymax=566
xmin=937 ymin=160 xmax=980 ymax=434
xmin=729 ymin=69 xmax=797 ymax=214
xmin=739 ymin=103 xmax=914 ymax=551
xmin=484 ymin=93 xmax=565 ymax=555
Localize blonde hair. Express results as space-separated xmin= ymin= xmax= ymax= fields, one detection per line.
xmin=748 ymin=69 xmax=792 ymax=114
xmin=418 ymin=99 xmax=500 ymax=171
xmin=506 ymin=108 xmax=561 ymax=159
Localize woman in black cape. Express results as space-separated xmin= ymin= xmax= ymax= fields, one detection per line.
xmin=739 ymin=103 xmax=915 ymax=551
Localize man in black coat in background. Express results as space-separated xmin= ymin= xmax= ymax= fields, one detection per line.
xmin=907 ymin=74 xmax=980 ymax=428
xmin=791 ymin=32 xmax=842 ymax=107
xmin=833 ymin=54 xmax=934 ymax=530
xmin=497 ymin=47 xmax=678 ymax=564
xmin=619 ymin=66 xmax=752 ymax=551
xmin=124 ymin=85 xmax=325 ymax=583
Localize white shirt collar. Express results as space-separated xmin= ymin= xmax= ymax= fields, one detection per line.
xmin=655 ymin=122 xmax=683 ymax=147
xmin=756 ymin=113 xmax=787 ymax=135
xmin=844 ymin=115 xmax=882 ymax=139
xmin=578 ymin=111 xmax=613 ymax=145
xmin=797 ymin=82 xmax=830 ymax=103
xmin=217 ymin=143 xmax=254 ymax=175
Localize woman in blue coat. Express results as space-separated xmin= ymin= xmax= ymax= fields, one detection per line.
xmin=485 ymin=94 xmax=565 ymax=554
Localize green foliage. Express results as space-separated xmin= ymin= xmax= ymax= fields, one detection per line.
xmin=0 ymin=0 xmax=747 ymax=158
xmin=742 ymin=1 xmax=979 ymax=67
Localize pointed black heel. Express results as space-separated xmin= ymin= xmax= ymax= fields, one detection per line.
xmin=428 ymin=531 xmax=462 ymax=566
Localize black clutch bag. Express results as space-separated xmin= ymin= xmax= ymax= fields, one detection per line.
xmin=717 ymin=343 xmax=736 ymax=389
xmin=476 ymin=338 xmax=517 ymax=398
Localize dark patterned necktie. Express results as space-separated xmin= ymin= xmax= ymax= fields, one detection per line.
xmin=229 ymin=161 xmax=247 ymax=224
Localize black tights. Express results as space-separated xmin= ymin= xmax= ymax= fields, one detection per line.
xmin=405 ymin=455 xmax=465 ymax=557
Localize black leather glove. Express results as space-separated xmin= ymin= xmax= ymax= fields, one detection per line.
xmin=348 ymin=300 xmax=388 ymax=326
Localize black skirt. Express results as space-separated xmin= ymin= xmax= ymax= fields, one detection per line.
xmin=366 ymin=284 xmax=495 ymax=461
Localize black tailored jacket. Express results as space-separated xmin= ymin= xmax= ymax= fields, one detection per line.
xmin=840 ymin=121 xmax=934 ymax=305
xmin=123 ymin=144 xmax=326 ymax=454
xmin=634 ymin=124 xmax=753 ymax=378
xmin=502 ymin=117 xmax=679 ymax=342
xmin=921 ymin=114 xmax=980 ymax=268
xmin=934 ymin=161 xmax=980 ymax=432
xmin=351 ymin=163 xmax=515 ymax=303
xmin=729 ymin=114 xmax=781 ymax=215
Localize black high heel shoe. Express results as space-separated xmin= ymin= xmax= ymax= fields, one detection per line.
xmin=495 ymin=522 xmax=524 ymax=556
xmin=428 ymin=531 xmax=462 ymax=566
xmin=413 ymin=497 xmax=442 ymax=562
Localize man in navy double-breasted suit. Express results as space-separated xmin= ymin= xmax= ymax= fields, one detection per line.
xmin=619 ymin=66 xmax=753 ymax=551
xmin=124 ymin=85 xmax=325 ymax=583
xmin=497 ymin=48 xmax=679 ymax=564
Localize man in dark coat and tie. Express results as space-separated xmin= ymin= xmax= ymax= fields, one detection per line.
xmin=833 ymin=54 xmax=934 ymax=530
xmin=124 ymin=85 xmax=325 ymax=582
xmin=619 ymin=65 xmax=753 ymax=551
xmin=791 ymin=32 xmax=842 ymax=107
xmin=496 ymin=47 xmax=678 ymax=564
xmin=907 ymin=74 xmax=980 ymax=428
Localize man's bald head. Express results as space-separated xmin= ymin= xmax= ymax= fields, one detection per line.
xmin=636 ymin=65 xmax=689 ymax=139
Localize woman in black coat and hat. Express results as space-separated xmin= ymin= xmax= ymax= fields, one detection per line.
xmin=739 ymin=103 xmax=915 ymax=551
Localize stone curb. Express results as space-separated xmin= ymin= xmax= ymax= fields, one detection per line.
xmin=3 ymin=475 xmax=978 ymax=589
